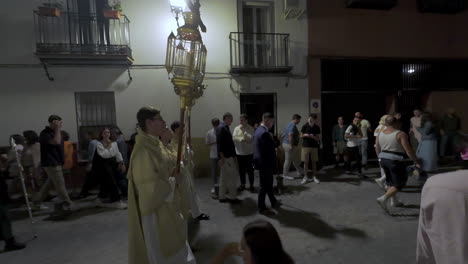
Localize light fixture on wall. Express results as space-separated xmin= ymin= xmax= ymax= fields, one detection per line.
xmin=165 ymin=0 xmax=207 ymax=171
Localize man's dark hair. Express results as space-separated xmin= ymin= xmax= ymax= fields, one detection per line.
xmin=240 ymin=114 xmax=249 ymax=120
xmin=211 ymin=118 xmax=220 ymax=127
xmin=263 ymin=112 xmax=274 ymax=120
xmin=309 ymin=113 xmax=318 ymax=119
xmin=170 ymin=121 xmax=181 ymax=133
xmin=243 ymin=220 xmax=295 ymax=264
xmin=23 ymin=130 xmax=39 ymax=145
xmin=136 ymin=107 xmax=160 ymax=131
xmin=223 ymin=112 xmax=233 ymax=121
xmin=48 ymin=115 xmax=62 ymax=123
xmin=111 ymin=126 xmax=122 ymax=136
xmin=292 ymin=114 xmax=301 ymax=120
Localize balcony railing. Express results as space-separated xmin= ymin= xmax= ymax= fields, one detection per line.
xmin=229 ymin=32 xmax=292 ymax=74
xmin=33 ymin=11 xmax=133 ymax=65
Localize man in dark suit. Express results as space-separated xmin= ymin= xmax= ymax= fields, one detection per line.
xmin=254 ymin=113 xmax=280 ymax=215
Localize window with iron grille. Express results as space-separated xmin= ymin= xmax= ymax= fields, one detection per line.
xmin=75 ymin=91 xmax=117 ymax=159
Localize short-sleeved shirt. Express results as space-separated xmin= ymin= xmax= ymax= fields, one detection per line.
xmin=301 ymin=123 xmax=321 ymax=148
xmin=345 ymin=125 xmax=360 ymax=148
xmin=360 ymin=119 xmax=371 ymax=140
xmin=282 ymin=122 xmax=300 ymax=146
xmin=40 ymin=126 xmax=64 ymax=167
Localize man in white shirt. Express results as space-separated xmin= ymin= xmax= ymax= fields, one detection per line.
xmin=355 ymin=112 xmax=372 ymax=169
xmin=205 ymin=118 xmax=220 ymax=199
xmin=410 ymin=109 xmax=422 ymax=150
xmin=232 ymin=114 xmax=255 ymax=192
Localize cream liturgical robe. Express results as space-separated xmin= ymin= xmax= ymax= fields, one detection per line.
xmin=127 ymin=129 xmax=195 ymax=264
xmin=171 ymin=140 xmax=202 ymax=218
xmin=416 ymin=170 xmax=468 ymax=264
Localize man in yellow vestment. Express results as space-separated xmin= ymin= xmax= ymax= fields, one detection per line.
xmin=128 ymin=107 xmax=196 ymax=264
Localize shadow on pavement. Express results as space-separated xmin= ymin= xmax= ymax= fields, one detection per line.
xmin=270 ymin=205 xmax=368 ymax=240
xmin=229 ymin=197 xmax=257 ymax=217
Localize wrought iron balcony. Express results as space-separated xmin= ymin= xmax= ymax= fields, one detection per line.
xmin=229 ymin=32 xmax=292 ymax=74
xmin=33 ymin=11 xmax=133 ymax=65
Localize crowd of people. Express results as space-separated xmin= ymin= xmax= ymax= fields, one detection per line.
xmin=0 ymin=106 xmax=466 ymax=264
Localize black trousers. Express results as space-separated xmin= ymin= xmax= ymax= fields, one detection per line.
xmin=238 ymin=154 xmax=254 ymax=187
xmin=96 ymin=159 xmax=121 ymax=203
xmin=0 ymin=203 xmax=13 ymax=241
xmin=258 ymin=168 xmax=277 ymax=211
xmin=346 ymin=146 xmax=362 ymax=173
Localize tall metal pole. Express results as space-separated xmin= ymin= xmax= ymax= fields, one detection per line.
xmin=11 ymin=138 xmax=37 ymax=239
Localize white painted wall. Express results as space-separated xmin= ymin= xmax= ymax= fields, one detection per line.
xmin=0 ymin=0 xmax=308 ymax=146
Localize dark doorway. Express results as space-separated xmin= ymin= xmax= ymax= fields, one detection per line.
xmin=240 ymin=93 xmax=277 ymax=133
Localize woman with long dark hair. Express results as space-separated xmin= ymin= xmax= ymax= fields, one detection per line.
xmin=211 ymin=220 xmax=294 ymax=264
xmin=94 ymin=127 xmax=127 ymax=209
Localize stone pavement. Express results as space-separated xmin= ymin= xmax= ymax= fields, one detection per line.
xmin=0 ymin=166 xmax=427 ymax=264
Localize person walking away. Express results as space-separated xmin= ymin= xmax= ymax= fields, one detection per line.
xmin=375 ymin=116 xmax=421 ymax=211
xmin=281 ymin=114 xmax=304 ymax=180
xmin=205 ymin=118 xmax=220 ymax=199
xmin=232 ymin=114 xmax=255 ymax=192
xmin=416 ymin=113 xmax=438 ymax=181
xmin=254 ymin=113 xmax=281 ymax=215
xmin=332 ymin=116 xmax=347 ymax=168
xmin=300 ymin=114 xmax=321 ymax=184
xmin=216 ymin=113 xmax=241 ymax=203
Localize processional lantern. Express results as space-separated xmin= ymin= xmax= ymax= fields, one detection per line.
xmin=165 ymin=0 xmax=207 ymax=170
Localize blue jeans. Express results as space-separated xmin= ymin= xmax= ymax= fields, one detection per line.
xmin=440 ymin=133 xmax=458 ymax=157
xmin=359 ymin=140 xmax=369 ymax=166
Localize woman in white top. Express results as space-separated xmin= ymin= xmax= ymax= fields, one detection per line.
xmin=344 ymin=118 xmax=363 ymax=177
xmin=94 ymin=127 xmax=127 ymax=209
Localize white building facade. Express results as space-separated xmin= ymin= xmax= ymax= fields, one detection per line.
xmin=0 ymin=0 xmax=309 ymax=152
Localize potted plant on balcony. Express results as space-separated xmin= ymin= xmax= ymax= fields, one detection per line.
xmin=103 ymin=0 xmax=123 ymax=19
xmin=38 ymin=0 xmax=63 ymax=17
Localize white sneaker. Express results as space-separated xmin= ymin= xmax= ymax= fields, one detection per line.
xmin=300 ymin=176 xmax=308 ymax=185
xmin=32 ymin=204 xmax=49 ymax=211
xmin=376 ymin=196 xmax=389 ymax=213
xmin=282 ymin=175 xmax=295 ymax=180
xmin=99 ymin=201 xmax=127 ymax=210
xmin=375 ymin=178 xmax=386 ymax=191
xmin=390 ymin=197 xmax=404 ymax=207
xmin=313 ymin=177 xmax=320 ymax=184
